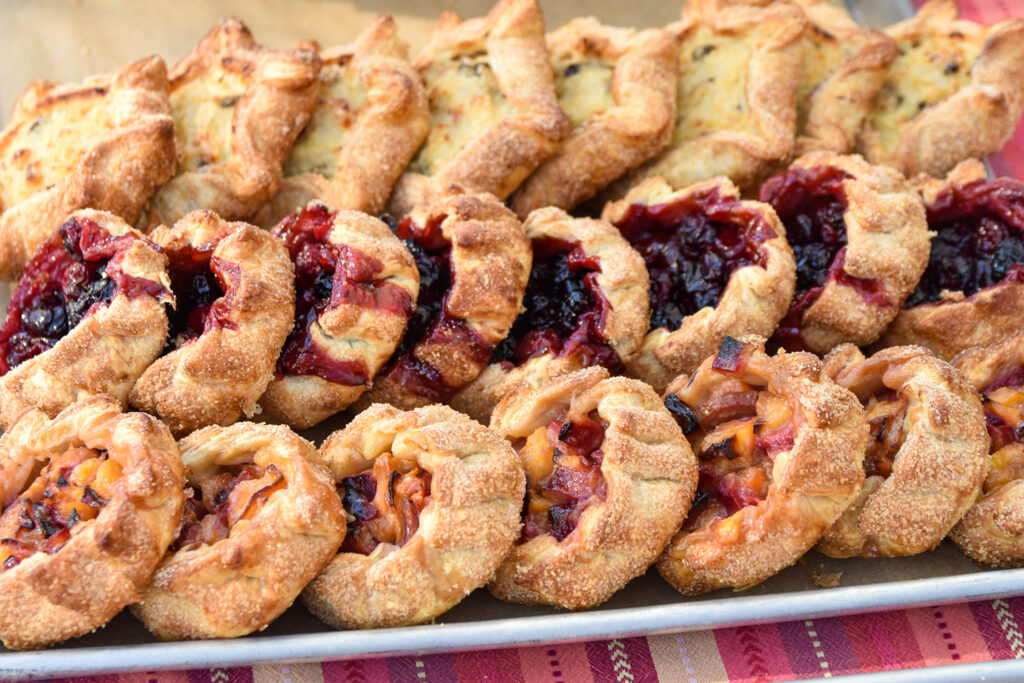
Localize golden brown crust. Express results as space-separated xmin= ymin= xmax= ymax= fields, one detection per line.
xmin=0 ymin=396 xmax=184 ymax=650
xmin=302 ymin=403 xmax=524 ymax=629
xmin=859 ymin=0 xmax=1024 ymax=177
xmin=143 ymin=18 xmax=321 ymax=227
xmin=387 ymin=0 xmax=569 ymax=216
xmin=0 ymin=209 xmax=172 ymax=429
xmin=508 ymin=18 xmax=678 ymax=217
xmin=658 ymin=336 xmax=868 ymax=595
xmin=129 ymin=210 xmax=294 ymax=435
xmin=0 ymin=56 xmax=176 ymax=281
xmin=818 ymin=344 xmax=987 ymax=557
xmin=131 ymin=422 xmax=344 ymax=640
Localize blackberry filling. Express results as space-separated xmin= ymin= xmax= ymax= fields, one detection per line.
xmin=905 ymin=178 xmax=1024 ymax=307
xmin=163 ymin=245 xmax=231 ymax=350
xmin=339 ymin=454 xmax=432 ymax=555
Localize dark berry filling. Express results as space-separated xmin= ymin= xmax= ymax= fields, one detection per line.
xmin=612 ymin=187 xmax=776 ymax=331
xmin=906 ymin=178 xmax=1024 ymax=307
xmin=163 ymin=245 xmax=237 ymax=350
xmin=339 ymin=455 xmax=432 ymax=556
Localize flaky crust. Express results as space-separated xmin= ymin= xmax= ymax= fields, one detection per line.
xmin=0 ymin=396 xmax=184 ymax=650
xmin=0 ymin=210 xmax=172 ymax=429
xmin=0 ymin=55 xmax=176 ymax=281
xmin=859 ymin=0 xmax=1024 ymax=177
xmin=259 ymin=205 xmax=419 ymax=429
xmin=129 ymin=210 xmax=294 ymax=435
xmin=143 ymin=18 xmax=320 ymax=227
xmin=303 ymin=403 xmax=524 ymax=629
xmin=488 ymin=367 xmax=697 ymax=609
xmin=387 ymin=0 xmax=569 ymax=215
xmin=508 ymin=18 xmax=678 ymax=217
xmin=255 ymin=16 xmax=429 ymax=227
xmin=132 ymin=422 xmax=344 ymax=640
xmin=658 ymin=336 xmax=868 ymax=595
xmin=818 ymin=344 xmax=986 ymax=557
xmin=450 ymin=207 xmax=649 ymax=423
xmin=603 ymin=176 xmax=795 ymax=393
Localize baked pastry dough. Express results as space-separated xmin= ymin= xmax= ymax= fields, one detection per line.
xmin=603 ymin=176 xmax=795 ymax=393
xmin=129 ymin=210 xmax=294 ymax=435
xmin=132 ymin=422 xmax=344 ymax=639
xmin=881 ymin=160 xmax=1024 ymax=360
xmin=507 ymin=18 xmax=678 ymax=217
xmin=0 ymin=55 xmax=176 ymax=280
xmin=451 ymin=207 xmax=649 ymax=423
xmin=255 ymin=16 xmax=429 ymax=227
xmin=488 ymin=367 xmax=697 ymax=609
xmin=302 ymin=403 xmax=523 ymax=629
xmin=387 ymin=0 xmax=569 ymax=216
xmin=143 ymin=18 xmax=320 ymax=228
xmin=760 ymin=152 xmax=929 ymax=355
xmin=359 ymin=188 xmax=530 ymax=410
xmin=658 ymin=336 xmax=867 ymax=595
xmin=0 ymin=396 xmax=184 ymax=650
xmin=258 ymin=203 xmax=419 ymax=428
xmin=0 ymin=210 xmax=172 ymax=429
xmin=818 ymin=344 xmax=986 ymax=558
xmin=859 ymin=0 xmax=1024 ymax=177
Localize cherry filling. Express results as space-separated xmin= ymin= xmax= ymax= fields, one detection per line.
xmin=271 ymin=205 xmax=413 ymax=385
xmin=163 ymin=245 xmax=239 ymax=350
xmin=492 ymin=238 xmax=618 ymax=371
xmin=612 ymin=187 xmax=776 ymax=331
xmin=338 ymin=454 xmax=432 ymax=555
xmin=0 ymin=447 xmax=120 ymax=571
xmin=173 ymin=463 xmax=286 ymax=551
xmin=860 ymin=391 xmax=906 ymax=479
xmin=979 ymin=372 xmax=1024 ymax=493
xmin=0 ymin=217 xmax=169 ymax=374
xmin=905 ymin=178 xmax=1024 ymax=307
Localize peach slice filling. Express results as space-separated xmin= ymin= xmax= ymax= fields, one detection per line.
xmin=861 ymin=392 xmax=907 ymax=480
xmin=980 ymin=377 xmax=1024 ymax=493
xmin=339 ymin=454 xmax=432 ymax=555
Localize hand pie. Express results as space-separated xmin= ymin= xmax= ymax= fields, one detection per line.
xmin=508 ymin=18 xmax=678 ymax=217
xmin=859 ymin=0 xmax=1024 ymax=177
xmin=255 ymin=16 xmax=429 ymax=227
xmin=386 ymin=0 xmax=569 ymax=216
xmin=359 ymin=188 xmax=530 ymax=410
xmin=0 ymin=56 xmax=175 ymax=280
xmin=132 ymin=422 xmax=343 ymax=639
xmin=761 ymin=152 xmax=929 ymax=355
xmin=451 ymin=207 xmax=649 ymax=423
xmin=129 ymin=210 xmax=294 ymax=435
xmin=488 ymin=367 xmax=697 ymax=610
xmin=0 ymin=210 xmax=172 ymax=429
xmin=258 ymin=203 xmax=419 ymax=429
xmin=603 ymin=176 xmax=795 ymax=393
xmin=0 ymin=396 xmax=184 ymax=650
xmin=143 ymin=18 xmax=320 ymax=228
xmin=818 ymin=344 xmax=986 ymax=558
xmin=302 ymin=403 xmax=523 ymax=629
xmin=658 ymin=336 xmax=867 ymax=595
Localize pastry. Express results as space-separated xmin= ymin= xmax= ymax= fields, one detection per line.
xmin=129 ymin=210 xmax=294 ymax=435
xmin=0 ymin=55 xmax=176 ymax=280
xmin=386 ymin=0 xmax=569 ymax=216
xmin=359 ymin=188 xmax=531 ymax=410
xmin=450 ymin=207 xmax=649 ymax=423
xmin=761 ymin=152 xmax=929 ymax=354
xmin=258 ymin=203 xmax=419 ymax=429
xmin=818 ymin=344 xmax=986 ymax=558
xmin=658 ymin=335 xmax=867 ymax=595
xmin=0 ymin=396 xmax=184 ymax=650
xmin=143 ymin=18 xmax=320 ymax=228
xmin=603 ymin=176 xmax=795 ymax=393
xmin=302 ymin=403 xmax=524 ymax=629
xmin=0 ymin=210 xmax=172 ymax=429
xmin=255 ymin=16 xmax=430 ymax=227
xmin=488 ymin=367 xmax=697 ymax=610
xmin=508 ymin=17 xmax=678 ymax=217
xmin=859 ymin=0 xmax=1024 ymax=177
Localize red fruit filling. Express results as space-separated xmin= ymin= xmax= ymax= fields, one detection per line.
xmin=979 ymin=372 xmax=1024 ymax=494
xmin=905 ymin=178 xmax=1024 ymax=307
xmin=611 ymin=186 xmax=777 ymax=331
xmin=339 ymin=454 xmax=432 ymax=555
xmin=0 ymin=217 xmax=169 ymax=374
